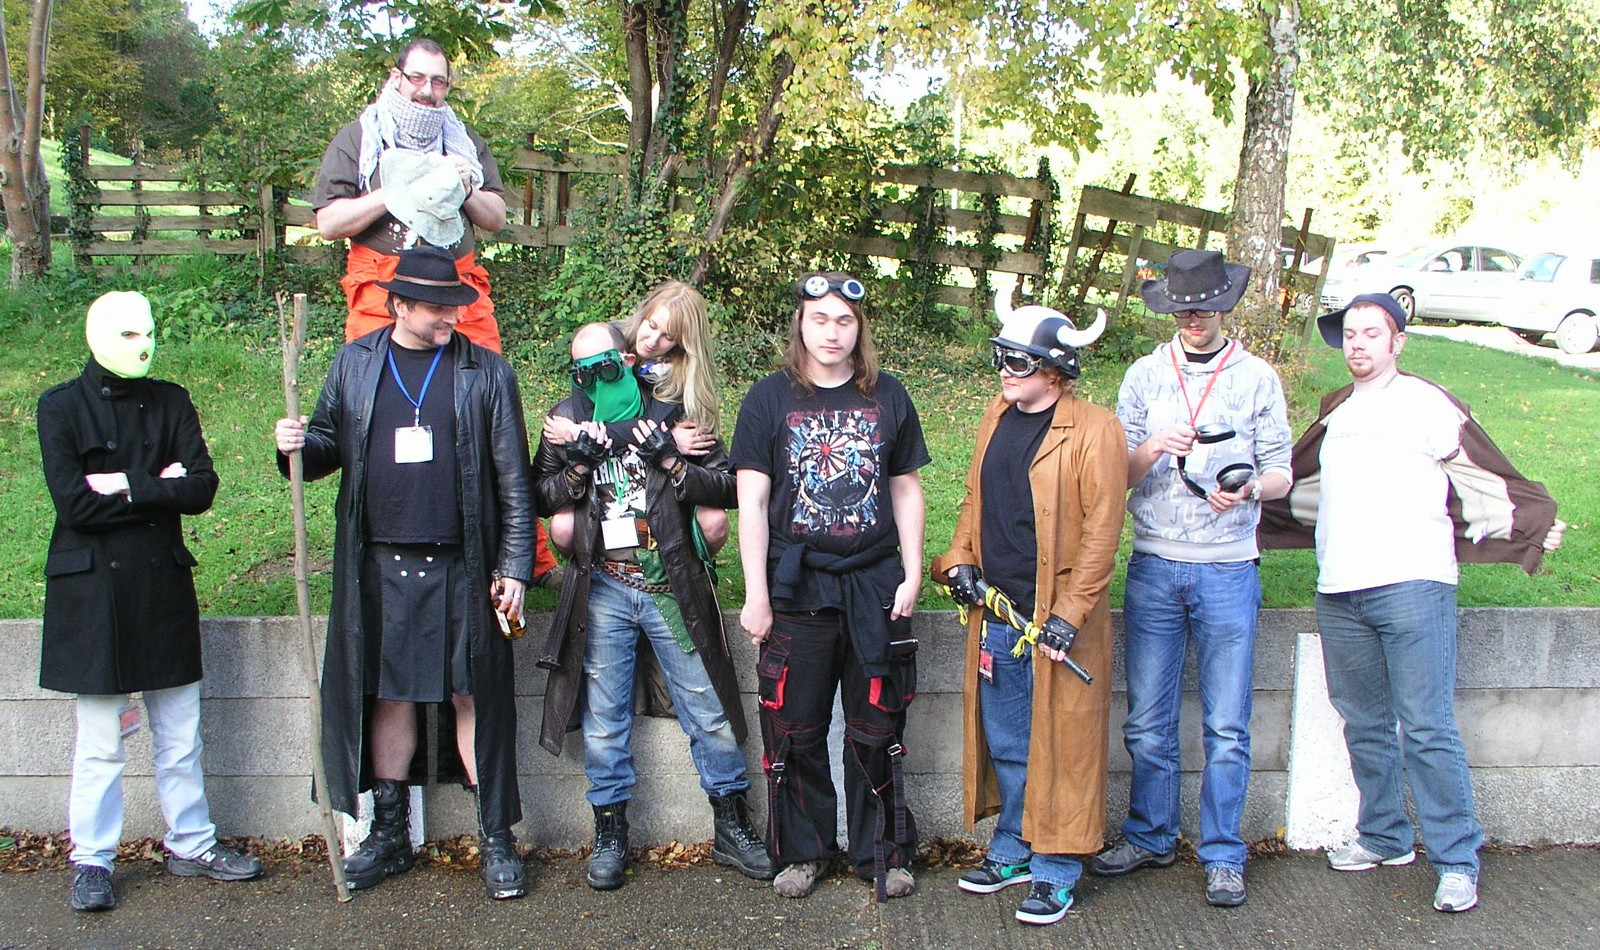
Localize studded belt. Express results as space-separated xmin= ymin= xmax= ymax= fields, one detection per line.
xmin=601 ymin=559 xmax=672 ymax=595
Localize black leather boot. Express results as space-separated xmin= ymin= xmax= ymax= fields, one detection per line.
xmin=343 ymin=779 xmax=415 ymax=891
xmin=710 ymin=791 xmax=775 ymax=880
xmin=473 ymin=786 xmax=526 ymax=900
xmin=586 ymin=802 xmax=629 ymax=890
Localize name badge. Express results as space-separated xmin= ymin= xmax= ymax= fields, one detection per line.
xmin=601 ymin=516 xmax=639 ymax=550
xmin=978 ymin=648 xmax=995 ymax=684
xmin=395 ymin=425 xmax=434 ymax=463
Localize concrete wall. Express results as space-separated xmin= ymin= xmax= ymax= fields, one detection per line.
xmin=2 ymin=608 xmax=1596 ymax=850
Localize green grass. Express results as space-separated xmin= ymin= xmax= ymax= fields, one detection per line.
xmin=1 ymin=290 xmax=1594 ymax=619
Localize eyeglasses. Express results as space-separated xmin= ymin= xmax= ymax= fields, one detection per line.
xmin=401 ymin=70 xmax=452 ymax=92
xmin=800 ymin=275 xmax=866 ymax=302
xmin=568 ymin=351 xmax=625 ymax=390
xmin=1173 ymin=310 xmax=1220 ymax=321
xmin=990 ymin=345 xmax=1044 ymax=378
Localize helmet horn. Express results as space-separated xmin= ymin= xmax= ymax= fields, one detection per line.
xmin=1056 ymin=307 xmax=1107 ymax=349
xmin=992 ymin=286 xmax=1015 ymax=324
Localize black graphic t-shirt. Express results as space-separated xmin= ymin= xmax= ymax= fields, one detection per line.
xmin=732 ymin=371 xmax=930 ymax=606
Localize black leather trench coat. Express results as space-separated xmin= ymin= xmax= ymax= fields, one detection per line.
xmin=38 ymin=362 xmax=218 ymax=694
xmin=280 ymin=328 xmax=534 ymax=830
xmin=532 ymin=392 xmax=746 ymax=755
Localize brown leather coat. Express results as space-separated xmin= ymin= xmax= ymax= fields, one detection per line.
xmin=932 ymin=391 xmax=1127 ymax=855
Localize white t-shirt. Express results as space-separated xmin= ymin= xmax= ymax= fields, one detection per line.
xmin=1315 ymin=375 xmax=1466 ymax=593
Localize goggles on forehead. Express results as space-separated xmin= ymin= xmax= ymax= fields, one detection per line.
xmin=990 ymin=345 xmax=1045 ymax=378
xmin=800 ymin=275 xmax=866 ymax=302
xmin=569 ymin=350 xmax=626 ymax=390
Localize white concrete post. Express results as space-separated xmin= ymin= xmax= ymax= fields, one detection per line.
xmin=1285 ymin=631 xmax=1361 ymax=850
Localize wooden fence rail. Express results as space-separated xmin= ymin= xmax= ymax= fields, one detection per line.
xmin=66 ymin=150 xmax=1057 ymax=309
xmin=1063 ymin=185 xmax=1337 ymax=332
xmin=65 ymin=151 xmax=1329 ymax=329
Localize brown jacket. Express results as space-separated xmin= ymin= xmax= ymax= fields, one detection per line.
xmin=1258 ymin=373 xmax=1558 ymax=574
xmin=931 ymin=392 xmax=1127 ymax=855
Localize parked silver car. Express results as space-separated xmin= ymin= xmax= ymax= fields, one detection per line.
xmin=1496 ymin=249 xmax=1600 ymax=354
xmin=1320 ymin=241 xmax=1523 ymax=322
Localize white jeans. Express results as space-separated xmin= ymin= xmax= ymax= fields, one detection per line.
xmin=69 ymin=683 xmax=218 ymax=870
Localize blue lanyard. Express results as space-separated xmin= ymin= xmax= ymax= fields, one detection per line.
xmin=386 ymin=345 xmax=445 ymax=427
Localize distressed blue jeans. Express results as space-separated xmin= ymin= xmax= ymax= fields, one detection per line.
xmin=1316 ymin=580 xmax=1481 ymax=876
xmin=980 ymin=622 xmax=1083 ymax=889
xmin=1120 ymin=552 xmax=1260 ymax=871
xmin=581 ymin=569 xmax=748 ymax=806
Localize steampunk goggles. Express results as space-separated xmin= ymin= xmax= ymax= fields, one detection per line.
xmin=568 ymin=350 xmax=626 ymax=390
xmin=800 ymin=275 xmax=866 ymax=302
xmin=991 ymin=345 xmax=1045 ymax=378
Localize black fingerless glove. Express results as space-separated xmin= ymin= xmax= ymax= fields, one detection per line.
xmin=635 ymin=425 xmax=681 ymax=470
xmin=946 ymin=564 xmax=984 ymax=607
xmin=1039 ymin=615 xmax=1078 ymax=653
xmin=567 ymin=429 xmax=611 ymax=470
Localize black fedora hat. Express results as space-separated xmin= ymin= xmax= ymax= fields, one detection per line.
xmin=377 ymin=245 xmax=480 ymax=307
xmin=1140 ymin=249 xmax=1251 ymax=314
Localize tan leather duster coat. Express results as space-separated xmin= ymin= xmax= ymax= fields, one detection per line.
xmin=932 ymin=391 xmax=1127 ymax=855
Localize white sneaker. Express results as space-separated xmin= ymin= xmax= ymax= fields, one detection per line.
xmin=1434 ymin=872 xmax=1478 ymax=912
xmin=1326 ymin=840 xmax=1416 ymax=872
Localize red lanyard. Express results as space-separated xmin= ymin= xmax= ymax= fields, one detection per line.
xmin=1170 ymin=339 xmax=1236 ymax=427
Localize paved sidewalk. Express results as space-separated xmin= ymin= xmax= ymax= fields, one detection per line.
xmin=3 ymin=847 xmax=1598 ymax=948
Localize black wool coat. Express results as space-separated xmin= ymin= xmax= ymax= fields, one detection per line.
xmin=532 ymin=391 xmax=746 ymax=755
xmin=38 ymin=361 xmax=218 ymax=695
xmin=280 ymin=328 xmax=534 ymax=831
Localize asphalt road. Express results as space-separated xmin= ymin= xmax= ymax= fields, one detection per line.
xmin=3 ymin=847 xmax=1598 ymax=949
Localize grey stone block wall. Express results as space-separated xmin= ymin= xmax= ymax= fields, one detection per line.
xmin=1 ymin=608 xmax=1595 ymax=848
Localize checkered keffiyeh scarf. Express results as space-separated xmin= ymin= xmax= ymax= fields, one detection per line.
xmin=357 ymin=86 xmax=483 ymax=192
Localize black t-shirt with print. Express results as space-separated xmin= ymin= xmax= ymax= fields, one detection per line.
xmin=731 ymin=370 xmax=930 ymax=609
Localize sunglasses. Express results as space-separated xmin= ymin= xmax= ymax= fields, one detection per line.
xmin=990 ymin=345 xmax=1044 ymax=378
xmin=568 ymin=351 xmax=625 ymax=390
xmin=800 ymin=275 xmax=866 ymax=302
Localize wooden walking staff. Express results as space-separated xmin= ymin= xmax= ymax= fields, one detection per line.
xmin=279 ymin=292 xmax=353 ymax=901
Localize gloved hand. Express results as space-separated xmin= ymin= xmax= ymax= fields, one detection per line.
xmin=567 ymin=428 xmax=611 ymax=470
xmin=1038 ymin=615 xmax=1078 ymax=653
xmin=946 ymin=564 xmax=983 ymax=607
xmin=635 ymin=423 xmax=681 ymax=471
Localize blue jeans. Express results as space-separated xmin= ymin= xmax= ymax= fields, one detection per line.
xmin=581 ymin=569 xmax=749 ymax=806
xmin=1316 ymin=580 xmax=1481 ymax=876
xmin=1120 ymin=552 xmax=1260 ymax=870
xmin=979 ymin=622 xmax=1082 ymax=890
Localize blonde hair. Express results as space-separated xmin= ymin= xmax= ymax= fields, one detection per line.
xmin=781 ymin=272 xmax=879 ymax=397
xmin=620 ymin=281 xmax=721 ymax=433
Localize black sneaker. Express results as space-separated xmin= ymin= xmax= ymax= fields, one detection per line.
xmin=70 ymin=864 xmax=115 ymax=912
xmin=1015 ymin=881 xmax=1074 ymax=925
xmin=957 ymin=858 xmax=1033 ymax=894
xmin=1087 ymin=837 xmax=1177 ymax=877
xmin=167 ymin=843 xmax=263 ymax=881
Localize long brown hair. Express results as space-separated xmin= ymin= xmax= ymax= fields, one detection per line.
xmin=781 ymin=272 xmax=879 ymax=397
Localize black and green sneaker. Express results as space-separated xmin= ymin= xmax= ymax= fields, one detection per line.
xmin=957 ymin=857 xmax=1033 ymax=894
xmin=1015 ymin=881 xmax=1074 ymax=925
